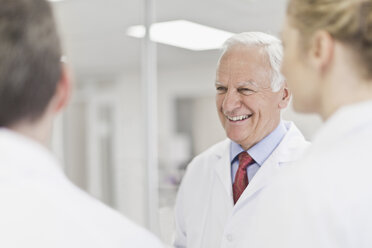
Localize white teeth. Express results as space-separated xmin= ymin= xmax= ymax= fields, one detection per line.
xmin=227 ymin=114 xmax=251 ymax=121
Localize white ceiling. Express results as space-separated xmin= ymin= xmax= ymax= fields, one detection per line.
xmin=52 ymin=0 xmax=287 ymax=78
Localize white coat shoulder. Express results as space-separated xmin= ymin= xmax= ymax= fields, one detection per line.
xmin=240 ymin=103 xmax=372 ymax=248
xmin=0 ymin=129 xmax=164 ymax=248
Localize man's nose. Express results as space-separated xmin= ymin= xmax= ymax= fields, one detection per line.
xmin=222 ymin=89 xmax=241 ymax=114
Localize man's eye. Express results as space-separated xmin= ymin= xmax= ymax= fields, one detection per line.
xmin=240 ymin=88 xmax=253 ymax=92
xmin=239 ymin=88 xmax=255 ymax=95
xmin=216 ymin=87 xmax=227 ymax=93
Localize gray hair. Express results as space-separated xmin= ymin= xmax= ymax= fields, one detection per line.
xmin=219 ymin=32 xmax=285 ymax=92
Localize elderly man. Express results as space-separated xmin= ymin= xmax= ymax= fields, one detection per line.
xmin=173 ymin=32 xmax=310 ymax=248
xmin=0 ymin=0 xmax=163 ymax=247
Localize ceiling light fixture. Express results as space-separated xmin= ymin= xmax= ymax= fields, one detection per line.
xmin=126 ymin=20 xmax=235 ymax=51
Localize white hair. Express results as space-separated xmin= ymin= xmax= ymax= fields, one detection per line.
xmin=219 ymin=32 xmax=285 ymax=92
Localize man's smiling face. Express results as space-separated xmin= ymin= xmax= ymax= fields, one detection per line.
xmin=215 ymin=45 xmax=288 ymax=150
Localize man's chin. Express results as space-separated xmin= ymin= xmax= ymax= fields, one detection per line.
xmin=227 ymin=134 xmax=245 ymax=145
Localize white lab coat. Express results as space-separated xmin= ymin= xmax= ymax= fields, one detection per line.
xmin=173 ymin=121 xmax=310 ymax=248
xmin=240 ymin=100 xmax=372 ymax=248
xmin=0 ymin=128 xmax=163 ymax=248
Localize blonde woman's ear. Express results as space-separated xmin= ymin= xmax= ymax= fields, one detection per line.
xmin=309 ymin=30 xmax=335 ymax=73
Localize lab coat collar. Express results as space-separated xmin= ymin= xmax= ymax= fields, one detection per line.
xmin=233 ymin=121 xmax=309 ymax=210
xmin=311 ymin=100 xmax=372 ymax=148
xmin=212 ymin=139 xmax=235 ymax=206
xmin=0 ymin=128 xmax=63 ymax=178
xmin=211 ymin=121 xmax=309 ymax=208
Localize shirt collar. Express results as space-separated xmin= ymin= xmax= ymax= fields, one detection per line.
xmin=230 ymin=121 xmax=287 ymax=166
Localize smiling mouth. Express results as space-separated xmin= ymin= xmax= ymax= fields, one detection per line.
xmin=226 ymin=114 xmax=252 ymax=122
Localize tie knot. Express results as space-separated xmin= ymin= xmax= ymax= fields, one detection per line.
xmin=238 ymin=152 xmax=253 ymax=170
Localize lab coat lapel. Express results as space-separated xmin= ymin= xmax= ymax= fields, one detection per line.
xmin=233 ymin=123 xmax=308 ymax=210
xmin=233 ymin=150 xmax=281 ymax=210
xmin=213 ymin=139 xmax=234 ymax=204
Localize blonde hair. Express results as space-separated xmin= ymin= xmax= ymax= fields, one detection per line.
xmin=287 ymin=0 xmax=372 ymax=78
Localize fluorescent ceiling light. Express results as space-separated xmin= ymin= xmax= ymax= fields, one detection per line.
xmin=127 ymin=20 xmax=235 ymax=51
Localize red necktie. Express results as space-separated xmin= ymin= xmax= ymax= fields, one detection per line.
xmin=233 ymin=152 xmax=253 ymax=204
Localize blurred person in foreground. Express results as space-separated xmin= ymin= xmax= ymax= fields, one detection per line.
xmin=0 ymin=0 xmax=163 ymax=247
xmin=237 ymin=0 xmax=372 ymax=247
xmin=173 ymin=32 xmax=310 ymax=248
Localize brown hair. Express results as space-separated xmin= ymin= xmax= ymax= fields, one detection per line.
xmin=0 ymin=0 xmax=62 ymax=127
xmin=287 ymin=0 xmax=372 ymax=78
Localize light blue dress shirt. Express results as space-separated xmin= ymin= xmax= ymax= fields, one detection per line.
xmin=230 ymin=121 xmax=287 ymax=183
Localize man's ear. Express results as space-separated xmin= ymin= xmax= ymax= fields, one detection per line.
xmin=278 ymin=83 xmax=291 ymax=109
xmin=309 ymin=30 xmax=334 ymax=73
xmin=53 ymin=64 xmax=71 ymax=113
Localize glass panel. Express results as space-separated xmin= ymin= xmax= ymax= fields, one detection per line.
xmin=52 ymin=0 xmax=148 ymax=227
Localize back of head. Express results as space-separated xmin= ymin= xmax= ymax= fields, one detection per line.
xmin=0 ymin=0 xmax=62 ymax=127
xmin=220 ymin=32 xmax=285 ymax=92
xmin=287 ymin=0 xmax=372 ymax=79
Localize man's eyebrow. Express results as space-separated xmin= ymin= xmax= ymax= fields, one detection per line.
xmin=215 ymin=81 xmax=224 ymax=86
